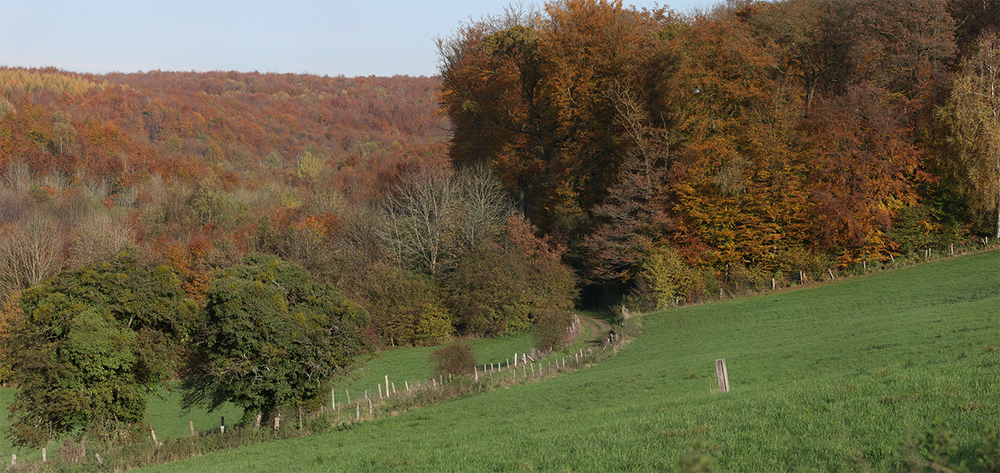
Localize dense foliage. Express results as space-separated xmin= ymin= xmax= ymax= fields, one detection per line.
xmin=4 ymin=253 xmax=197 ymax=448
xmin=439 ymin=0 xmax=999 ymax=307
xmin=181 ymin=254 xmax=372 ymax=425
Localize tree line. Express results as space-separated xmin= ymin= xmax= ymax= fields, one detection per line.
xmin=438 ymin=0 xmax=999 ymax=308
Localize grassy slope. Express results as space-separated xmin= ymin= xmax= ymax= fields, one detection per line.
xmin=137 ymin=250 xmax=998 ymax=471
xmin=330 ymin=332 xmax=538 ymax=402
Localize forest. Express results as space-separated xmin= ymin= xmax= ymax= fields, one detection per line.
xmin=0 ymin=0 xmax=998 ymax=450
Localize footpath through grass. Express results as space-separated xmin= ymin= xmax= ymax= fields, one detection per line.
xmin=139 ymin=250 xmax=1000 ymax=472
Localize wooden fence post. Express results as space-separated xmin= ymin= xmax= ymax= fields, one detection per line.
xmin=190 ymin=420 xmax=194 ymax=437
xmin=715 ymin=358 xmax=730 ymax=393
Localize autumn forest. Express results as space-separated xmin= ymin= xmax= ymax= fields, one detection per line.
xmin=1 ymin=0 xmax=999 ymax=361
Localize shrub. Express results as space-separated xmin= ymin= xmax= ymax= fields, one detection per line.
xmin=534 ymin=307 xmax=575 ymax=351
xmin=429 ymin=342 xmax=476 ymax=376
xmin=342 ymin=261 xmax=453 ymax=347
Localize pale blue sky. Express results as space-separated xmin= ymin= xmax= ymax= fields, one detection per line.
xmin=0 ymin=1 xmax=714 ymax=77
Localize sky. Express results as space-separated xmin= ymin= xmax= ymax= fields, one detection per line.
xmin=0 ymin=0 xmax=716 ymax=78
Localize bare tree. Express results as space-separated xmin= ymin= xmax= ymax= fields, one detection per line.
xmin=376 ymin=165 xmax=514 ymax=278
xmin=68 ymin=211 xmax=135 ymax=268
xmin=377 ymin=166 xmax=461 ymax=277
xmin=0 ymin=211 xmax=63 ymax=297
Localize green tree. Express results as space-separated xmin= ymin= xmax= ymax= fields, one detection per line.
xmin=181 ymin=254 xmax=372 ymax=425
xmin=444 ymin=216 xmax=576 ymax=336
xmin=342 ymin=261 xmax=453 ymax=347
xmin=5 ymin=253 xmax=198 ymax=448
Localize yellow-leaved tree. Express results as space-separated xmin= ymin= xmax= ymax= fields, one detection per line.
xmin=939 ymin=32 xmax=1000 ymax=238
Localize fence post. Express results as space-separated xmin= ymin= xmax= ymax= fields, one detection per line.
xmin=716 ymin=358 xmax=730 ymax=393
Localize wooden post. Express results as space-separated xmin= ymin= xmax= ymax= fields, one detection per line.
xmin=715 ymin=358 xmax=730 ymax=393
xmin=367 ymin=398 xmax=372 ymax=415
xmin=42 ymin=448 xmax=46 ymax=462
xmin=828 ymin=268 xmax=835 ymax=279
xmin=274 ymin=416 xmax=280 ymax=430
xmin=190 ymin=420 xmax=194 ymax=437
xmin=475 ymin=366 xmax=479 ymax=382
xmin=11 ymin=454 xmax=14 ymax=467
xmin=332 ymin=387 xmax=335 ymax=410
xmin=771 ymin=278 xmax=775 ymax=290
xmin=356 ymin=403 xmax=360 ymax=421
xmin=151 ymin=428 xmax=159 ymax=446
xmin=385 ymin=375 xmax=389 ymax=396
xmin=346 ymin=389 xmax=351 ymax=404
xmin=221 ymin=416 xmax=225 ymax=434
xmin=378 ymin=383 xmax=383 ymax=399
xmin=392 ymin=382 xmax=396 ymax=395
xmin=405 ymin=381 xmax=410 ymax=392
xmin=255 ymin=413 xmax=262 ymax=430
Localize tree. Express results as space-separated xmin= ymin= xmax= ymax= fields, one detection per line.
xmin=5 ymin=253 xmax=198 ymax=448
xmin=804 ymin=83 xmax=922 ymax=258
xmin=0 ymin=210 xmax=63 ymax=298
xmin=342 ymin=261 xmax=453 ymax=347
xmin=444 ymin=215 xmax=577 ymax=336
xmin=376 ymin=165 xmax=511 ymax=278
xmin=438 ymin=1 xmax=671 ymax=230
xmin=181 ymin=254 xmax=372 ymax=425
xmin=0 ymin=291 xmax=22 ymax=384
xmin=939 ymin=32 xmax=1000 ymax=237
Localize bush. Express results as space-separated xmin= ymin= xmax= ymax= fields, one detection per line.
xmin=534 ymin=307 xmax=575 ymax=351
xmin=429 ymin=342 xmax=476 ymax=376
xmin=342 ymin=261 xmax=453 ymax=347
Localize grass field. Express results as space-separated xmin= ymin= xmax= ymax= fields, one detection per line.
xmin=126 ymin=250 xmax=999 ymax=472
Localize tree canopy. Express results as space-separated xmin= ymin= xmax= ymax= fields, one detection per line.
xmin=181 ymin=254 xmax=372 ymax=424
xmin=5 ymin=253 xmax=197 ymax=448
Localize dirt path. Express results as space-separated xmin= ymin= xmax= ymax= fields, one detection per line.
xmin=577 ymin=314 xmax=613 ymax=348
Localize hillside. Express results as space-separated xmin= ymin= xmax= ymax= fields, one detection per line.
xmin=139 ymin=250 xmax=1000 ymax=471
